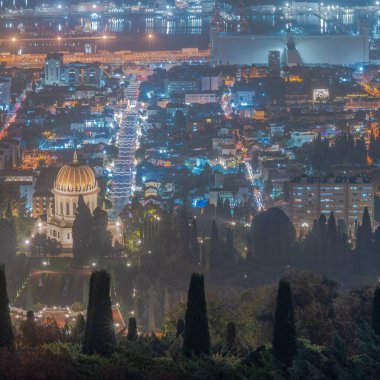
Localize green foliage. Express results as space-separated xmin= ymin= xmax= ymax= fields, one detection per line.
xmin=372 ymin=287 xmax=380 ymax=336
xmin=226 ymin=322 xmax=236 ymax=349
xmin=176 ymin=319 xmax=185 ymax=338
xmin=72 ymin=314 xmax=86 ymax=344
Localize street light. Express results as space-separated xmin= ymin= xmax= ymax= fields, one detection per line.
xmin=11 ymin=37 xmax=17 ymax=65
xmin=57 ymin=36 xmax=62 ymax=51
xmin=102 ymin=35 xmax=107 ymax=51
xmin=148 ymin=33 xmax=153 ymax=52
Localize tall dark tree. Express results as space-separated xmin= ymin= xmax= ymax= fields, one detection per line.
xmin=201 ymin=232 xmax=207 ymax=269
xmin=216 ymin=195 xmax=224 ymax=219
xmin=209 ymin=220 xmax=219 ymax=269
xmin=0 ymin=205 xmax=17 ymax=261
xmin=183 ymin=273 xmax=210 ymax=357
xmin=372 ymin=287 xmax=380 ymax=336
xmin=92 ymin=207 xmax=111 ymax=258
xmin=326 ymin=212 xmax=338 ymax=269
xmin=272 ymin=280 xmax=297 ymax=366
xmin=356 ymin=207 xmax=373 ymax=255
xmin=225 ymin=227 xmax=234 ymax=259
xmin=317 ymin=213 xmax=327 ymax=233
xmin=72 ymin=195 xmax=93 ymax=264
xmin=251 ymin=208 xmax=295 ymax=266
xmin=0 ymin=264 xmax=13 ymax=349
xmin=176 ymin=205 xmax=191 ymax=259
xmin=190 ymin=218 xmax=199 ymax=264
xmin=83 ymin=270 xmax=115 ymax=356
xmin=223 ymin=199 xmax=231 ymax=220
xmin=127 ymin=317 xmax=138 ymax=341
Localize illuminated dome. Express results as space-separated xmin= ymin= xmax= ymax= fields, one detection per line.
xmin=55 ymin=151 xmax=97 ymax=193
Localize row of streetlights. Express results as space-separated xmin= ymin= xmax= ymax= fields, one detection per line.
xmin=9 ymin=33 xmax=155 ymax=52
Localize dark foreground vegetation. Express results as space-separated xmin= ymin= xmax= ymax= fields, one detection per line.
xmin=1 ymin=266 xmax=380 ymax=379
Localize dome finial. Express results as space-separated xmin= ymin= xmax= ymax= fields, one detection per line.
xmin=73 ymin=150 xmax=78 ymax=164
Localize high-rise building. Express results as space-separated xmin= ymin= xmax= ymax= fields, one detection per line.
xmin=290 ymin=176 xmax=374 ymax=234
xmin=268 ymin=51 xmax=280 ymax=76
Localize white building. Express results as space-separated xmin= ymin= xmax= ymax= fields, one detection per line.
xmin=288 ymin=132 xmax=317 ymax=147
xmin=34 ymin=152 xmax=123 ymax=249
xmin=185 ymin=92 xmax=217 ymax=104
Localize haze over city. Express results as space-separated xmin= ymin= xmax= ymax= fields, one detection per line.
xmin=0 ymin=0 xmax=380 ymax=379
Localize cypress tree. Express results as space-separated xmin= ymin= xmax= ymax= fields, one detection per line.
xmin=272 ymin=280 xmax=296 ymax=366
xmin=72 ymin=195 xmax=94 ymax=264
xmin=317 ymin=214 xmax=327 ymax=234
xmin=209 ymin=220 xmax=219 ymax=268
xmin=190 ymin=218 xmax=199 ymax=264
xmin=226 ymin=321 xmax=236 ymax=348
xmin=327 ymin=212 xmax=337 ymax=241
xmin=83 ymin=270 xmax=115 ymax=356
xmin=0 ymin=264 xmax=13 ymax=349
xmin=183 ymin=273 xmax=210 ymax=357
xmin=216 ymin=195 xmax=224 ymax=218
xmin=356 ymin=207 xmax=373 ymax=255
xmin=201 ymin=232 xmax=207 ymax=269
xmin=224 ymin=199 xmax=231 ymax=220
xmin=226 ymin=227 xmax=234 ymax=259
xmin=372 ymin=287 xmax=380 ymax=336
xmin=92 ymin=207 xmax=110 ymax=258
xmin=362 ymin=207 xmax=373 ymax=236
xmin=127 ymin=317 xmax=137 ymax=341
xmin=176 ymin=318 xmax=185 ymax=338
xmin=0 ymin=207 xmax=17 ymax=261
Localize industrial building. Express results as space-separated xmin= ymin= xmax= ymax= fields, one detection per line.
xmin=210 ymin=22 xmax=369 ymax=66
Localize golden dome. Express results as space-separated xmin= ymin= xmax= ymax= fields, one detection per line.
xmin=55 ymin=152 xmax=97 ymax=193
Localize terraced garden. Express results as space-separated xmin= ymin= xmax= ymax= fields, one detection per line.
xmin=15 ymin=271 xmax=90 ymax=309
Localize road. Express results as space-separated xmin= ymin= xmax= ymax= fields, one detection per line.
xmin=0 ymin=82 xmax=31 ymax=140
xmin=111 ymin=78 xmax=141 ymax=217
xmin=244 ymin=160 xmax=265 ymax=211
xmin=221 ymin=91 xmax=233 ymax=119
xmin=0 ymin=49 xmax=210 ymax=68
